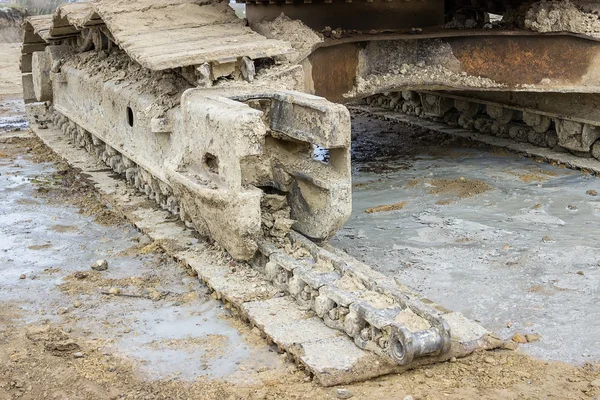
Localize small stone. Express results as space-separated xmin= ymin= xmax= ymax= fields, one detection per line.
xmin=123 ymin=328 xmax=131 ymax=334
xmin=56 ymin=307 xmax=68 ymax=315
xmin=577 ymin=270 xmax=584 ymax=276
xmin=416 ymin=60 xmax=426 ymax=68
xmin=107 ymin=287 xmax=120 ymax=295
xmin=335 ymin=388 xmax=353 ymax=399
xmin=91 ymin=259 xmax=108 ymax=271
xmin=449 ymin=356 xmax=457 ymax=363
xmin=424 ymin=370 xmax=434 ymax=378
xmin=73 ymin=352 xmax=84 ymax=358
xmin=19 ymin=274 xmax=26 ymax=280
xmin=139 ymin=235 xmax=152 ymax=246
xmin=503 ymin=341 xmax=518 ymax=350
xmin=525 ymin=333 xmax=542 ymax=343
xmin=483 ymin=356 xmax=495 ymax=364
xmin=404 ymin=396 xmax=414 ymax=400
xmin=586 ymin=190 xmax=598 ymax=196
xmin=567 ymin=205 xmax=578 ymax=211
xmin=73 ymin=301 xmax=82 ymax=308
xmin=541 ymin=235 xmax=553 ymax=243
xmin=483 ymin=22 xmax=493 ymax=29
xmin=512 ymin=332 xmax=527 ymax=344
xmin=590 ymin=379 xmax=600 ymax=387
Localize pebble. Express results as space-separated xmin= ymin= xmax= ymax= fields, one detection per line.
xmin=449 ymin=356 xmax=457 ymax=363
xmin=483 ymin=356 xmax=495 ymax=364
xmin=590 ymin=379 xmax=600 ymax=387
xmin=335 ymin=388 xmax=353 ymax=399
xmin=73 ymin=300 xmax=82 ymax=308
xmin=19 ymin=274 xmax=26 ymax=280
xmin=404 ymin=396 xmax=414 ymax=400
xmin=56 ymin=307 xmax=68 ymax=315
xmin=541 ymin=235 xmax=553 ymax=243
xmin=512 ymin=332 xmax=527 ymax=344
xmin=73 ymin=352 xmax=84 ymax=358
xmin=107 ymin=287 xmax=121 ymax=295
xmin=525 ymin=333 xmax=542 ymax=343
xmin=503 ymin=341 xmax=518 ymax=350
xmin=586 ymin=190 xmax=598 ymax=196
xmin=424 ymin=370 xmax=434 ymax=378
xmin=91 ymin=259 xmax=109 ymax=271
xmin=139 ymin=235 xmax=152 ymax=246
xmin=567 ymin=205 xmax=578 ymax=211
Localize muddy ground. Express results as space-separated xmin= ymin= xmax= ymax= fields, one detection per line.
xmin=1 ymin=43 xmax=600 ymax=399
xmin=335 ymin=113 xmax=600 ymax=364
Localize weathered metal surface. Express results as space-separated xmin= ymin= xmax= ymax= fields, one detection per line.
xmin=246 ymin=0 xmax=444 ymax=31
xmin=304 ymin=33 xmax=600 ymax=102
xmin=94 ymin=2 xmax=291 ymax=71
xmin=302 ymin=43 xmax=359 ymax=103
xmin=448 ymin=35 xmax=600 ymax=87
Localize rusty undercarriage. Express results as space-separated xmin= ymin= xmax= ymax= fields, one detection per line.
xmin=18 ymin=0 xmax=600 ymax=385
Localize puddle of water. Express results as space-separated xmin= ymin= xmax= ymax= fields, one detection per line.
xmin=333 ymin=115 xmax=600 ymax=364
xmin=0 ymin=148 xmax=284 ymax=382
xmin=0 ymin=96 xmax=28 ymax=133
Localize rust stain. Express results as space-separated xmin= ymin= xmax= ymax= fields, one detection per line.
xmin=449 ymin=36 xmax=600 ymax=86
xmin=308 ymin=43 xmax=359 ymax=103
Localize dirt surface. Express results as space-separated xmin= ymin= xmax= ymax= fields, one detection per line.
xmin=3 ymin=132 xmax=599 ymax=400
xmin=365 ymin=201 xmax=408 ymax=214
xmin=0 ymin=43 xmax=22 ymax=97
xmin=335 ymin=113 xmax=600 ymax=366
xmin=2 ymin=31 xmax=600 ymax=400
xmin=428 ymin=178 xmax=492 ymax=200
xmin=0 ymin=8 xmax=24 ymax=44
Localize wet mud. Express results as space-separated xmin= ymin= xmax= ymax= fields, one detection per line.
xmin=335 ymin=113 xmax=600 ymax=364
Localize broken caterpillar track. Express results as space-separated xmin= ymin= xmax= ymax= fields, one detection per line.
xmin=365 ymin=91 xmax=600 ymax=162
xmin=50 ymin=108 xmax=452 ymax=366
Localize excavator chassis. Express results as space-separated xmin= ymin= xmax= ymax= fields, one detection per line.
xmin=20 ymin=0 xmax=600 ymax=386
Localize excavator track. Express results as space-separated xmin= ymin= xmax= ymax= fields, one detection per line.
xmin=20 ymin=0 xmax=501 ymax=386
xmin=361 ymin=90 xmax=600 ymax=165
xmin=19 ymin=0 xmax=600 ymax=386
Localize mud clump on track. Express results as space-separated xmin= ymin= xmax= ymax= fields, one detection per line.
xmin=507 ymin=0 xmax=600 ymax=37
xmin=67 ymin=49 xmax=192 ymax=116
xmin=251 ymin=13 xmax=323 ymax=62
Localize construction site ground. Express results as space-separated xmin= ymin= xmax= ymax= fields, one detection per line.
xmin=1 ymin=40 xmax=600 ymax=400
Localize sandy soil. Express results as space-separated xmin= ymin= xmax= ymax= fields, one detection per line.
xmin=1 ymin=35 xmax=599 ymax=400
xmin=0 ymin=43 xmax=22 ymax=97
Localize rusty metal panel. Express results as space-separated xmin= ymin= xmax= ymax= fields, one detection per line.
xmin=448 ymin=35 xmax=600 ymax=87
xmin=305 ymin=33 xmax=600 ymax=102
